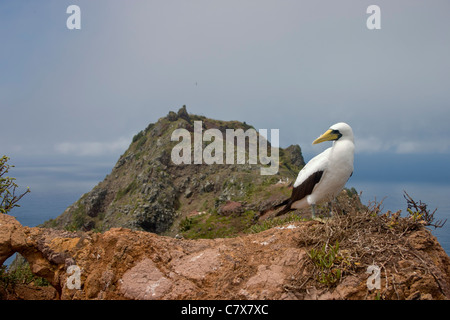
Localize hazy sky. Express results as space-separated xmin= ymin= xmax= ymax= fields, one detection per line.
xmin=2 ymin=0 xmax=450 ymax=165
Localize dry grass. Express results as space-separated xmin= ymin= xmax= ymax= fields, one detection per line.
xmin=287 ymin=191 xmax=447 ymax=298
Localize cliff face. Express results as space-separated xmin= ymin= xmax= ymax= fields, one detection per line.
xmin=2 ymin=200 xmax=450 ymax=300
xmin=42 ymin=106 xmax=304 ymax=236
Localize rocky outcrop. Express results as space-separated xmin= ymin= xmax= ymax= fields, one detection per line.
xmin=283 ymin=145 xmax=305 ymax=169
xmin=42 ymin=106 xmax=305 ymax=235
xmin=2 ymin=213 xmax=450 ymax=300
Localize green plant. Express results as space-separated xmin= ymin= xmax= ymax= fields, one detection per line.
xmin=345 ymin=187 xmax=358 ymax=198
xmin=115 ymin=180 xmax=138 ymax=202
xmin=65 ymin=202 xmax=86 ymax=231
xmin=308 ymin=241 xmax=342 ymax=286
xmin=181 ymin=210 xmax=258 ymax=239
xmin=132 ymin=130 xmax=144 ymax=143
xmin=179 ymin=217 xmax=193 ymax=232
xmin=0 ymin=262 xmax=50 ymax=290
xmin=0 ymin=156 xmax=30 ymax=214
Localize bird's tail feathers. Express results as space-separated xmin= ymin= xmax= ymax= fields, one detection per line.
xmin=274 ymin=203 xmax=294 ymax=217
xmin=273 ymin=198 xmax=290 ymax=209
xmin=259 ymin=198 xmax=291 ymax=216
xmin=273 ymin=198 xmax=294 ymax=217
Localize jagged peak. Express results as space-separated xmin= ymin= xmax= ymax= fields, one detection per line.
xmin=42 ymin=108 xmax=305 ymax=236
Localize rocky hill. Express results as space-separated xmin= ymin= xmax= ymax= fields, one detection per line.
xmin=42 ymin=106 xmax=305 ymax=237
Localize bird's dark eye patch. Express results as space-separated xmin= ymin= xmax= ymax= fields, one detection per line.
xmin=331 ymin=130 xmax=342 ymax=140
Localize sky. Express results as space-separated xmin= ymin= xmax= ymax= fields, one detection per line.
xmin=2 ymin=0 xmax=450 ymax=188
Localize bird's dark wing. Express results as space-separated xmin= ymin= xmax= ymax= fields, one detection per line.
xmin=292 ymin=170 xmax=324 ymax=202
xmin=275 ymin=170 xmax=324 ymax=216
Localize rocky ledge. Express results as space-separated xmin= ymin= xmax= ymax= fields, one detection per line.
xmin=1 ymin=212 xmax=450 ymax=300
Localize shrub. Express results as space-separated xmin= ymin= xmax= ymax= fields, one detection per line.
xmin=0 ymin=156 xmax=30 ymax=214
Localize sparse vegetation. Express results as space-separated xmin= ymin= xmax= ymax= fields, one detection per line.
xmin=65 ymin=202 xmax=86 ymax=231
xmin=179 ymin=216 xmax=193 ymax=232
xmin=0 ymin=156 xmax=30 ymax=214
xmin=115 ymin=180 xmax=139 ymax=202
xmin=132 ymin=130 xmax=144 ymax=143
xmin=308 ymin=241 xmax=343 ymax=286
xmin=0 ymin=260 xmax=50 ymax=293
xmin=404 ymin=191 xmax=447 ymax=229
xmin=181 ymin=210 xmax=258 ymax=239
xmin=285 ymin=191 xmax=447 ymax=299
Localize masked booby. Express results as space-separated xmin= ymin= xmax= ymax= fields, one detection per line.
xmin=275 ymin=122 xmax=355 ymax=218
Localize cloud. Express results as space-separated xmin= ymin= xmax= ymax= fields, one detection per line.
xmin=355 ymin=135 xmax=391 ymax=154
xmin=55 ymin=137 xmax=130 ymax=157
xmin=395 ymin=141 xmax=418 ymax=154
xmin=394 ymin=139 xmax=450 ymax=154
xmin=355 ymin=134 xmax=450 ymax=155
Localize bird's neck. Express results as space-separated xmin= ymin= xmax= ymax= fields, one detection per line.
xmin=332 ymin=139 xmax=355 ymax=160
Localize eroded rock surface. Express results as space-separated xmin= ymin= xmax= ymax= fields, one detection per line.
xmin=1 ymin=214 xmax=450 ymax=300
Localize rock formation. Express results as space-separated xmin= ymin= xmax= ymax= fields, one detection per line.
xmin=42 ymin=106 xmax=304 ymax=236
xmin=2 ymin=207 xmax=450 ymax=300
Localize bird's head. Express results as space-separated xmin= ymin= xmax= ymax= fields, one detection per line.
xmin=312 ymin=122 xmax=354 ymax=145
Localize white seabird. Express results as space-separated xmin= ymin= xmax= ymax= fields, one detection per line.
xmin=275 ymin=122 xmax=355 ymax=218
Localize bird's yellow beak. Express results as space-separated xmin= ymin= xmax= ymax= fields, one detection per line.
xmin=313 ymin=129 xmax=340 ymax=145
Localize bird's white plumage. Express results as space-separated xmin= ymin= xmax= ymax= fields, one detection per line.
xmin=293 ymin=148 xmax=331 ymax=188
xmin=289 ymin=122 xmax=355 ymax=211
